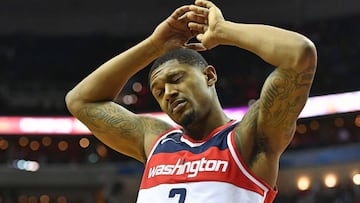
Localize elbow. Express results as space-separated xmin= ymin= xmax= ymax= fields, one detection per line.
xmin=65 ymin=89 xmax=81 ymax=116
xmin=295 ymin=37 xmax=318 ymax=71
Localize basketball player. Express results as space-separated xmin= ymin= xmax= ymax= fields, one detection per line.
xmin=65 ymin=0 xmax=317 ymax=202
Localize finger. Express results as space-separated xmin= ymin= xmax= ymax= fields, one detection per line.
xmin=187 ymin=11 xmax=208 ymax=25
xmin=189 ymin=5 xmax=209 ymax=17
xmin=188 ymin=22 xmax=208 ymax=33
xmin=184 ymin=42 xmax=207 ymax=51
xmin=172 ymin=5 xmax=191 ymax=20
xmin=194 ymin=0 xmax=216 ymax=9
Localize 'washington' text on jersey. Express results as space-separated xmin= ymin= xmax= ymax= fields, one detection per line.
xmin=148 ymin=157 xmax=229 ymax=178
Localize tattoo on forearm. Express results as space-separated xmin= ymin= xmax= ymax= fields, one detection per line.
xmin=78 ymin=103 xmax=140 ymax=137
xmin=77 ymin=102 xmax=171 ymax=141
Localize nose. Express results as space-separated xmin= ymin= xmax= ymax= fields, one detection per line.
xmin=164 ymin=83 xmax=178 ymax=101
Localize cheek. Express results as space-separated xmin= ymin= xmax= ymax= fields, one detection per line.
xmin=188 ymin=83 xmax=212 ymax=103
xmin=158 ymin=99 xmax=168 ymax=112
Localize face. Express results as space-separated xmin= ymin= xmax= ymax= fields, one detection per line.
xmin=150 ymin=59 xmax=215 ymax=127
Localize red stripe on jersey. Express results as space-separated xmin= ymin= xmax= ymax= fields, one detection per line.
xmin=229 ymin=131 xmax=276 ymax=192
xmin=228 ymin=129 xmax=278 ymax=202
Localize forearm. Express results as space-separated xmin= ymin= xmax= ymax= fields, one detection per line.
xmin=215 ymin=21 xmax=316 ymax=70
xmin=66 ymin=38 xmax=162 ymax=104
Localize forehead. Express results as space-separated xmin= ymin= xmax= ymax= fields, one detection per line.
xmin=150 ymin=59 xmax=196 ymax=83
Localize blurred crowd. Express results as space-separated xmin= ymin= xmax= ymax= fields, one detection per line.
xmin=0 ymin=14 xmax=359 ymax=116
xmin=276 ymin=184 xmax=360 ymax=203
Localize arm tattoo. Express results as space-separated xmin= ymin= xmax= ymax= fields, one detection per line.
xmin=78 ymin=102 xmax=141 ymax=138
xmin=261 ymin=66 xmax=314 ymax=129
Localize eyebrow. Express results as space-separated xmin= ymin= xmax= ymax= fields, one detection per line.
xmin=150 ymin=81 xmax=158 ymax=90
xmin=150 ymin=71 xmax=184 ymax=90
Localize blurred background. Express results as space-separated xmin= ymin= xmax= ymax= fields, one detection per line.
xmin=0 ymin=0 xmax=360 ymax=202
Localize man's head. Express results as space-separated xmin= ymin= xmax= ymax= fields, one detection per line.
xmin=149 ymin=48 xmax=219 ymax=128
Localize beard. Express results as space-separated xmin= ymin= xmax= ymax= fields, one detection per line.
xmin=178 ymin=110 xmax=196 ymax=128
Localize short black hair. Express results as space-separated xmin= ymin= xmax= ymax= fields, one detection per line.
xmin=148 ymin=48 xmax=208 ymax=80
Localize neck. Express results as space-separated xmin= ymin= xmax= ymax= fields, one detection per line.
xmin=183 ymin=110 xmax=231 ymax=140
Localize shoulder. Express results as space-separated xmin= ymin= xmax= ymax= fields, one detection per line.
xmin=138 ymin=115 xmax=177 ymax=158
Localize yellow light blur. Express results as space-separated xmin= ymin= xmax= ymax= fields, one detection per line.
xmin=355 ymin=115 xmax=360 ymax=127
xmin=30 ymin=140 xmax=40 ymax=151
xmin=297 ymin=176 xmax=311 ymax=191
xmin=42 ymin=136 xmax=52 ymax=147
xmin=58 ymin=141 xmax=69 ymax=151
xmin=324 ymin=173 xmax=338 ymax=188
xmin=296 ymin=124 xmax=307 ymax=134
xmin=79 ymin=138 xmax=90 ymax=148
xmin=19 ymin=136 xmax=29 ymax=147
xmin=309 ymin=120 xmax=320 ymax=130
xmin=0 ymin=139 xmax=9 ymax=150
xmin=334 ymin=117 xmax=344 ymax=127
xmin=353 ymin=173 xmax=360 ymax=185
xmin=96 ymin=144 xmax=108 ymax=158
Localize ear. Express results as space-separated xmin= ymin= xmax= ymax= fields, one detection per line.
xmin=203 ymin=65 xmax=217 ymax=86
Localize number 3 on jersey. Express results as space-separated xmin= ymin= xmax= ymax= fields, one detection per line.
xmin=168 ymin=188 xmax=187 ymax=203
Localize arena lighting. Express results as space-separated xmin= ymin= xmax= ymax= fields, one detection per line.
xmin=12 ymin=159 xmax=40 ymax=172
xmin=353 ymin=173 xmax=360 ymax=185
xmin=296 ymin=176 xmax=311 ymax=191
xmin=324 ymin=173 xmax=338 ymax=188
xmin=0 ymin=91 xmax=359 ymax=135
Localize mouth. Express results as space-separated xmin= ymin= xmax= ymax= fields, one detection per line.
xmin=169 ymin=99 xmax=187 ymax=114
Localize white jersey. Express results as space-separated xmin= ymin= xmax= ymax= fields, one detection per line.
xmin=136 ymin=121 xmax=277 ymax=203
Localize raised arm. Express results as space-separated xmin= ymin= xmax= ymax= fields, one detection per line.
xmin=189 ymin=0 xmax=317 ymax=153
xmin=65 ymin=5 xmax=206 ymax=163
xmin=212 ymin=17 xmax=317 ymax=154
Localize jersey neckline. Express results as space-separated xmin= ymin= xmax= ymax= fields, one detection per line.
xmin=181 ymin=120 xmax=237 ymax=144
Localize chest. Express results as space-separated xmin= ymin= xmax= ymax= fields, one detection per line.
xmin=142 ymin=131 xmax=241 ymax=186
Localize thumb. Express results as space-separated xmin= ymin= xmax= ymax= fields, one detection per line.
xmin=196 ymin=34 xmax=204 ymax=42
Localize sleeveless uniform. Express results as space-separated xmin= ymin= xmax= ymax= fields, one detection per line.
xmin=136 ymin=120 xmax=277 ymax=203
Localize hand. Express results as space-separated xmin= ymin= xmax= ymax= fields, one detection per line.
xmin=188 ymin=0 xmax=225 ymax=50
xmin=149 ymin=5 xmax=207 ymax=53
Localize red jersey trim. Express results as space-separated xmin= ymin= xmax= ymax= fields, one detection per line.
xmin=228 ymin=129 xmax=278 ymax=202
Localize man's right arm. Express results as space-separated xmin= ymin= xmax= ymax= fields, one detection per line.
xmin=65 ymin=39 xmax=172 ymax=163
xmin=65 ymin=5 xmax=207 ymax=163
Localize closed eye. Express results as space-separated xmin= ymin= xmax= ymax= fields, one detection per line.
xmin=171 ymin=73 xmax=184 ymax=83
xmin=154 ymin=88 xmax=164 ymax=97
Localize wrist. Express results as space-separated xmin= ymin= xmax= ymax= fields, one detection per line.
xmin=213 ymin=20 xmax=236 ymax=46
xmin=146 ymin=36 xmax=167 ymax=56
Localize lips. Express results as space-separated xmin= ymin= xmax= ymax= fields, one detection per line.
xmin=170 ymin=99 xmax=187 ymax=113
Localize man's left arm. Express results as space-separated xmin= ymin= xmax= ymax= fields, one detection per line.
xmin=219 ymin=22 xmax=317 ymax=154
xmin=189 ymin=0 xmax=317 ymax=154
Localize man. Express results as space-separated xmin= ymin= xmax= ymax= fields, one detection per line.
xmin=65 ymin=0 xmax=317 ymax=202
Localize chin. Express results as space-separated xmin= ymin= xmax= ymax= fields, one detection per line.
xmin=178 ymin=111 xmax=196 ymax=128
